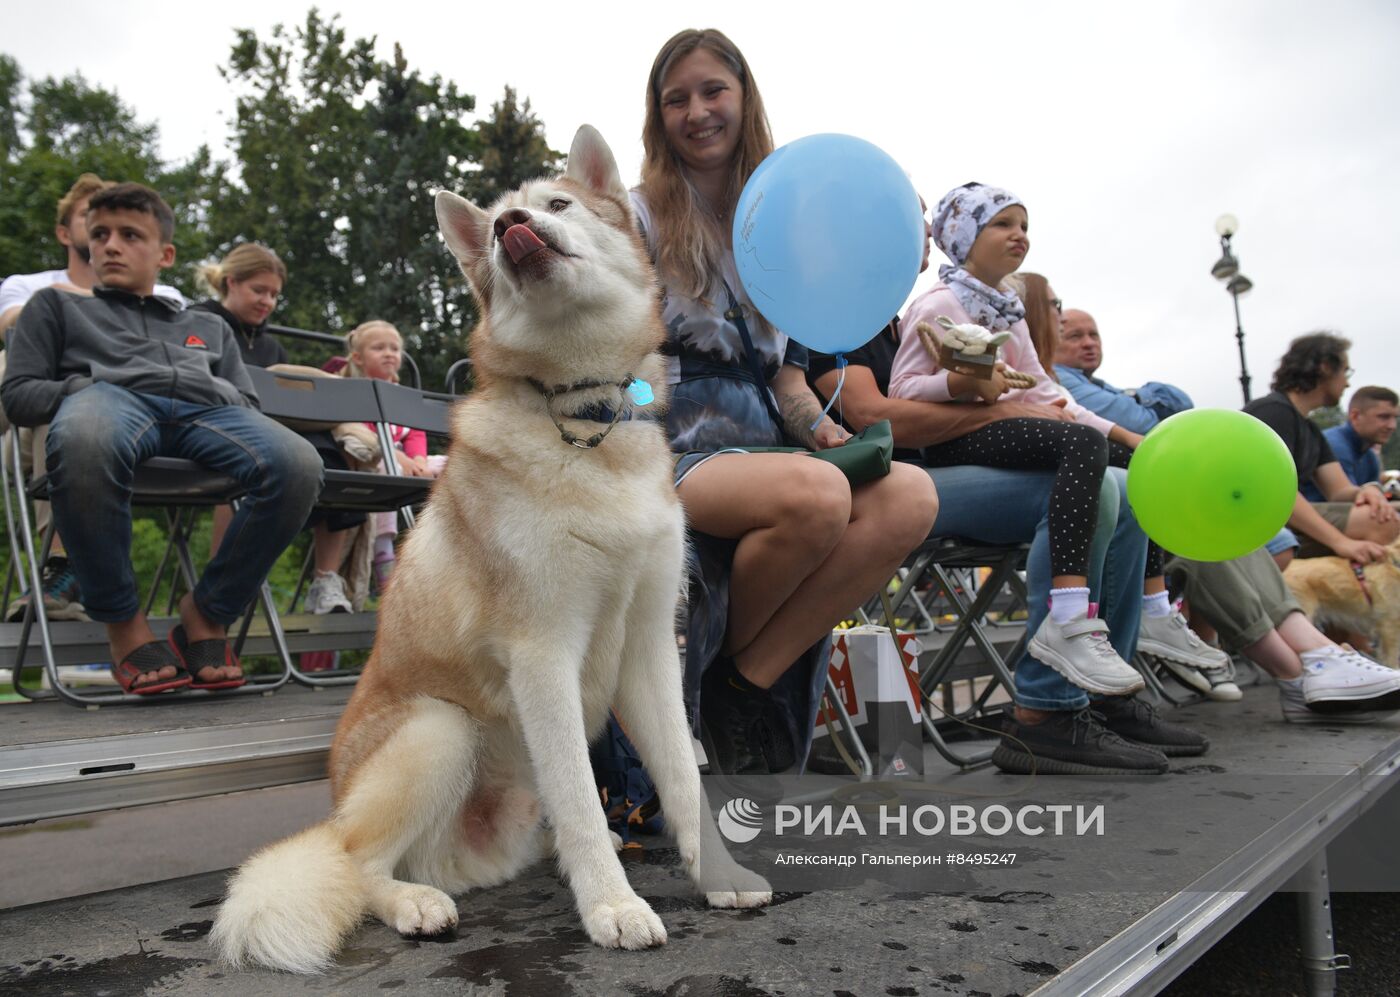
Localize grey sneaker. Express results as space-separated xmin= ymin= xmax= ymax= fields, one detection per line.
xmin=1029 ymin=615 xmax=1145 ymax=696
xmin=1279 ymin=678 xmax=1396 ymax=724
xmin=1301 ymin=645 xmax=1400 ymax=712
xmin=304 ymin=571 xmax=352 ymax=614
xmin=5 ymin=556 xmax=90 ymax=623
xmin=1140 ymin=612 xmax=1242 ymax=702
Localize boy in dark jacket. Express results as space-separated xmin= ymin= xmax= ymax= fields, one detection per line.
xmin=1 ymin=183 xmax=322 ymax=693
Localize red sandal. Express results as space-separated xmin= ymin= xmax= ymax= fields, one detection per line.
xmin=169 ymin=624 xmax=247 ymax=690
xmin=112 ymin=641 xmax=192 ymax=695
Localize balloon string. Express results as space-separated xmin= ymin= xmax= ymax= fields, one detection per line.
xmin=811 ymin=355 xmax=847 ymax=432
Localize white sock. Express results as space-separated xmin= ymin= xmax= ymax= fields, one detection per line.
xmin=1049 ymin=587 xmax=1091 ymax=625
xmin=1278 ymin=676 xmax=1305 ymax=692
xmin=1142 ymin=591 xmax=1172 ymax=618
xmin=373 ymin=533 xmax=396 ymax=562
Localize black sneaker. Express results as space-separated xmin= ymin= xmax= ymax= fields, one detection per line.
xmin=699 ymin=660 xmax=795 ymax=775
xmin=992 ymin=707 xmax=1169 ymax=775
xmin=1092 ymin=696 xmax=1210 ymax=757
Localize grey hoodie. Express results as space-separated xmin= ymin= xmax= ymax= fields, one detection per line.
xmin=0 ymin=286 xmax=259 ymax=427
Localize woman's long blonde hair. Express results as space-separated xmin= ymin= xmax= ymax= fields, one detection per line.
xmin=638 ymin=28 xmax=773 ymax=301
xmin=342 ymin=320 xmax=402 ymax=382
xmin=197 ymin=243 xmax=287 ymax=300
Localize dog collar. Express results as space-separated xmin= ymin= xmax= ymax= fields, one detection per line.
xmin=526 ymin=375 xmax=643 ymax=449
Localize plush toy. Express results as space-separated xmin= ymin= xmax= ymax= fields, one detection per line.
xmin=916 ymin=317 xmax=1038 ymax=388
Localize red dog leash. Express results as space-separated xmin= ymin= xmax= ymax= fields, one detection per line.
xmin=1351 ymin=562 xmax=1374 ymax=607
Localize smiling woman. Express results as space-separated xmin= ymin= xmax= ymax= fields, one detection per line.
xmin=633 ymin=28 xmax=938 ymax=776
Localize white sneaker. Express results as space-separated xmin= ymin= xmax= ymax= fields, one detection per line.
xmin=1279 ymin=678 xmax=1396 ymax=724
xmin=1138 ymin=611 xmax=1241 ymax=702
xmin=1029 ymin=615 xmax=1145 ymax=696
xmin=1301 ymin=645 xmax=1400 ymax=710
xmin=305 ymin=571 xmax=352 ymax=614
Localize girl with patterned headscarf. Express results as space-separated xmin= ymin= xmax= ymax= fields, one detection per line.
xmin=888 ymin=182 xmax=1149 ymax=700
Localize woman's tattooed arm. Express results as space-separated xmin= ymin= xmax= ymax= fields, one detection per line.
xmin=772 ymin=364 xmax=845 ymax=449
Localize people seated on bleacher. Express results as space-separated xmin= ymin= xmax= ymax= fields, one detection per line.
xmin=190 ymin=244 xmax=367 ymax=614
xmin=0 ymin=182 xmax=322 ymax=694
xmin=1167 ymin=547 xmax=1400 ymax=722
xmin=634 ymin=28 xmax=938 ymax=776
xmin=1301 ymin=385 xmax=1396 ymax=499
xmin=812 ymin=182 xmax=1203 ymax=774
xmin=1245 ymin=334 xmax=1398 ymax=562
xmin=1053 ymin=308 xmax=1194 ymax=433
xmin=0 ymin=174 xmax=187 ymax=625
xmin=337 ymin=320 xmax=445 ymax=596
xmin=1021 ymin=282 xmax=1236 ymax=701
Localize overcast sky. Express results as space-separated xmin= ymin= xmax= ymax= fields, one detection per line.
xmin=8 ymin=0 xmax=1398 ymax=409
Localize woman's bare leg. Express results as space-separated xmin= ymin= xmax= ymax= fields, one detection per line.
xmin=681 ymin=456 xmax=937 ymax=688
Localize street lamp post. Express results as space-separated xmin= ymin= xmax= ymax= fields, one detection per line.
xmin=1211 ymin=214 xmax=1254 ymax=405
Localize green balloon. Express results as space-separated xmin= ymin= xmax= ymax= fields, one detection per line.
xmin=1126 ymin=409 xmax=1297 ymax=562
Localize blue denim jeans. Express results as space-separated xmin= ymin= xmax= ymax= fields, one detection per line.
xmin=922 ymin=464 xmax=1148 ymax=711
xmin=45 ymin=383 xmax=323 ymax=625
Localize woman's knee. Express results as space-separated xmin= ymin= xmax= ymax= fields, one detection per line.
xmin=861 ymin=462 xmax=939 ymax=549
xmin=770 ymin=459 xmax=852 ymax=543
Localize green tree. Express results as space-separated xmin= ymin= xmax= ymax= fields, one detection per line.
xmin=0 ymin=55 xmax=221 ymax=294
xmin=469 ymin=85 xmax=564 ymax=206
xmin=211 ymin=12 xmax=562 ymax=389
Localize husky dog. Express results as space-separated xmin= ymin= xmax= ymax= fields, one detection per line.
xmin=212 ymin=125 xmax=770 ymax=974
xmin=1285 ymin=536 xmax=1400 ymax=667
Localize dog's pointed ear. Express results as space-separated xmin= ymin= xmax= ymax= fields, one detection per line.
xmin=565 ymin=125 xmax=627 ymax=202
xmin=435 ymin=190 xmax=491 ymax=262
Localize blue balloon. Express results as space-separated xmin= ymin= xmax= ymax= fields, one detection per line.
xmin=732 ymin=134 xmax=923 ymax=356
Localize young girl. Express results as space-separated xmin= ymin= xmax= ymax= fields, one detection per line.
xmin=890 ymin=183 xmax=1144 ymax=697
xmin=635 ymin=29 xmax=938 ymax=775
xmin=1016 ymin=272 xmax=1240 ymax=701
xmin=342 ymin=320 xmax=444 ymax=592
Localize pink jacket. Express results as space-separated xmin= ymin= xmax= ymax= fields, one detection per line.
xmin=888 ymin=284 xmax=1116 ymax=438
xmin=364 ymin=422 xmax=427 ymax=458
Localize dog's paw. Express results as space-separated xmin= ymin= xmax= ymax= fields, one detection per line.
xmin=389 ymin=884 xmax=459 ymax=937
xmin=582 ymin=895 xmax=666 ymax=949
xmin=609 ymin=830 xmax=624 ymax=853
xmin=702 ymin=861 xmax=772 ymax=909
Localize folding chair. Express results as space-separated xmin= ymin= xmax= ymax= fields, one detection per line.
xmin=861 ymin=538 xmax=1028 ymax=769
xmin=370 ymin=378 xmax=456 ymax=532
xmin=244 ymin=367 xmax=440 ymax=686
xmin=2 ymin=432 xmax=295 ymax=707
xmin=444 ymin=358 xmax=473 ymax=396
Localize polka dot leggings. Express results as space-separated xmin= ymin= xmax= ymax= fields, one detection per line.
xmin=1108 ymin=440 xmax=1165 ymax=577
xmin=923 ymin=418 xmax=1108 ymax=577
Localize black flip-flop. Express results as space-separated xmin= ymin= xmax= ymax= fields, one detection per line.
xmin=168 ymin=624 xmax=247 ymax=690
xmin=112 ymin=640 xmax=192 ymax=695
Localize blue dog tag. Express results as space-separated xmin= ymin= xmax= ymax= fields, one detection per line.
xmin=627 ymin=378 xmax=654 ymax=406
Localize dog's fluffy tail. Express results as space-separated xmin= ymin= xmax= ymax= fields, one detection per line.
xmin=211 ymin=822 xmax=366 ymax=974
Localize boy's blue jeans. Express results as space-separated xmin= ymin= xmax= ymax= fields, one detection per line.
xmin=922 ymin=464 xmax=1148 ymax=711
xmin=45 ymin=383 xmax=323 ymax=626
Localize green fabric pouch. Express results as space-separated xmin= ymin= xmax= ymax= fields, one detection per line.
xmin=741 ymin=419 xmax=894 ymax=486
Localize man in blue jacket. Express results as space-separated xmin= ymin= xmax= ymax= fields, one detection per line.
xmin=1054 ymin=309 xmax=1193 ymax=433
xmin=1302 ymin=386 xmax=1396 ymax=500
xmin=1 ymin=183 xmax=322 ymax=694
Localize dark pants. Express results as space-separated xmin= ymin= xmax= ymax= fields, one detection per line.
xmin=46 ymin=383 xmax=323 ymax=624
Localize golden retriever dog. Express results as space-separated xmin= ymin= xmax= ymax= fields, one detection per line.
xmin=1285 ymin=536 xmax=1400 ymax=667
xmin=211 ymin=125 xmax=769 ymax=974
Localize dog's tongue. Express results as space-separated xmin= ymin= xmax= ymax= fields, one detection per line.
xmin=502 ymin=224 xmax=548 ymax=264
